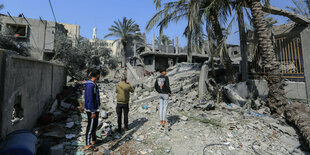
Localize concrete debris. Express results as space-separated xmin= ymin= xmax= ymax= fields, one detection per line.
xmin=60 ymin=101 xmax=72 ymax=109
xmin=65 ymin=134 xmax=76 ymax=139
xmin=223 ymin=82 xmax=248 ymax=106
xmin=194 ymin=100 xmax=215 ymax=111
xmin=181 ymin=116 xmax=188 ymax=121
xmin=29 ymin=63 xmax=309 ymax=155
xmin=65 ymin=122 xmax=75 ymax=128
xmin=100 ymin=110 xmax=108 ymax=119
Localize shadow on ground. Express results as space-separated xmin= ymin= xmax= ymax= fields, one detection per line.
xmin=167 ymin=115 xmax=180 ymax=128
xmin=98 ymin=117 xmax=148 ymax=152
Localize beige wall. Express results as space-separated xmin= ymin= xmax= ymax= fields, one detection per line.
xmin=89 ymin=39 xmax=118 ymax=56
xmin=60 ymin=23 xmax=80 ymax=47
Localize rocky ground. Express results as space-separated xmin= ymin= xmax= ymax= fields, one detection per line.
xmin=37 ymin=63 xmax=310 ymax=155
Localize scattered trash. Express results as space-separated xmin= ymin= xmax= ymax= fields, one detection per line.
xmin=96 ymin=132 xmax=102 ymax=138
xmin=65 ymin=122 xmax=74 ymax=128
xmin=81 ymin=113 xmax=88 ymax=119
xmin=228 ymin=146 xmax=235 ymax=150
xmin=101 ymin=110 xmax=108 ymax=119
xmin=60 ymin=101 xmax=72 ymax=109
xmin=65 ymin=134 xmax=76 ymax=139
xmin=142 ymin=105 xmax=148 ymax=109
xmin=244 ymin=111 xmax=265 ymax=117
xmin=114 ymin=135 xmax=121 ymax=139
xmin=72 ymin=141 xmax=86 ymax=146
xmin=181 ymin=116 xmax=188 ymax=121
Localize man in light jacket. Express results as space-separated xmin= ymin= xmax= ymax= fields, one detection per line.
xmin=116 ymin=76 xmax=134 ymax=133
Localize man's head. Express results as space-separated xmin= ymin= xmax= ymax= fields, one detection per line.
xmin=160 ymin=68 xmax=167 ymax=76
xmin=90 ymin=69 xmax=100 ymax=82
xmin=121 ymin=76 xmax=127 ymax=82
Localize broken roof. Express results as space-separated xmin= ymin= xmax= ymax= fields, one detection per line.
xmin=139 ymin=51 xmax=209 ymax=59
xmin=273 ymin=22 xmax=308 ymax=37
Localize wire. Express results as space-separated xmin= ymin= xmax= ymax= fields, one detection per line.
xmin=48 ymin=0 xmax=57 ymax=22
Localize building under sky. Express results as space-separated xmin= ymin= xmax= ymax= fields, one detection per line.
xmin=1 ymin=0 xmax=296 ymax=46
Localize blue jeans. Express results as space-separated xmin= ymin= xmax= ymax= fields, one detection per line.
xmin=159 ymin=94 xmax=169 ymax=121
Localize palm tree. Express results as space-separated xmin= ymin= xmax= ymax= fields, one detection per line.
xmin=105 ymin=17 xmax=140 ymax=67
xmin=146 ymin=0 xmax=202 ymax=63
xmin=149 ymin=0 xmax=236 ymax=81
xmin=156 ymin=35 xmax=173 ymax=45
xmin=201 ymin=0 xmax=236 ymax=82
xmin=236 ymin=4 xmax=248 ymax=81
xmin=286 ymin=0 xmax=310 ymax=17
xmin=247 ymin=0 xmax=287 ymax=115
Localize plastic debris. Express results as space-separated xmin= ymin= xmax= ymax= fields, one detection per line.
xmin=65 ymin=134 xmax=76 ymax=139
xmin=65 ymin=122 xmax=74 ymax=128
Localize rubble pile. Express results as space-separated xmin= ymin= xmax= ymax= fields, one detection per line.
xmin=31 ymin=63 xmax=309 ymax=155
xmin=130 ymin=63 xmax=202 ymax=111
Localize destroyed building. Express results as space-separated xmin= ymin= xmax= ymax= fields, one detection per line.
xmin=2 ymin=13 xmax=310 ymax=155
xmin=248 ymin=23 xmax=310 ymax=102
xmin=0 ymin=14 xmax=80 ymax=60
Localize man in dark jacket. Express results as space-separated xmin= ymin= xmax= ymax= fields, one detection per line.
xmin=155 ymin=68 xmax=171 ymax=128
xmin=116 ymin=76 xmax=134 ymax=133
xmin=83 ymin=69 xmax=100 ymax=151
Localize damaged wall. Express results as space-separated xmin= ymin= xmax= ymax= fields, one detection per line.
xmin=250 ymin=79 xmax=307 ymax=101
xmin=301 ymin=27 xmax=310 ymax=103
xmin=0 ymin=49 xmax=66 ymax=139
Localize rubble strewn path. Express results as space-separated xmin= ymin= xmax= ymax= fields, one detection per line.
xmin=57 ymin=85 xmax=307 ymax=155
xmin=41 ymin=63 xmax=310 ymax=155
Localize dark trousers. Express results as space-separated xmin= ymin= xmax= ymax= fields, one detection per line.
xmin=116 ymin=103 xmax=129 ymax=130
xmin=85 ymin=112 xmax=99 ymax=145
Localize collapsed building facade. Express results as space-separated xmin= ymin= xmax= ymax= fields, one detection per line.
xmin=0 ymin=14 xmax=80 ymax=60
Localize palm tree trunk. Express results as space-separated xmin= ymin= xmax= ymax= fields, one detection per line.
xmin=210 ymin=13 xmax=235 ymax=83
xmin=122 ymin=42 xmax=127 ymax=67
xmin=187 ymin=32 xmax=193 ymax=63
xmin=207 ymin=28 xmax=216 ymax=77
xmin=237 ymin=6 xmax=248 ymax=81
xmin=249 ymin=0 xmax=287 ymax=115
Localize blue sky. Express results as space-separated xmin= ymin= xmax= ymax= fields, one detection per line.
xmin=1 ymin=0 xmax=295 ymax=47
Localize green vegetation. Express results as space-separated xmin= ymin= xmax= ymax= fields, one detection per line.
xmin=105 ymin=17 xmax=141 ymax=67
